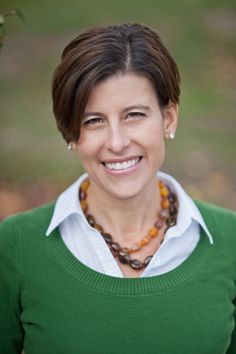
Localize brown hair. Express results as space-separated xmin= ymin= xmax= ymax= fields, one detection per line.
xmin=52 ymin=23 xmax=180 ymax=142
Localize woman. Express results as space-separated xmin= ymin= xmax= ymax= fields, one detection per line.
xmin=0 ymin=23 xmax=236 ymax=354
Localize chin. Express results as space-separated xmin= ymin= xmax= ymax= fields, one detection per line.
xmin=101 ymin=179 xmax=151 ymax=201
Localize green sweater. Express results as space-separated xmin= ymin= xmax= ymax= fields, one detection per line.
xmin=0 ymin=201 xmax=236 ymax=354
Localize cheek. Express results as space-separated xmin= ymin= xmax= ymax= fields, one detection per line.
xmin=77 ymin=133 xmax=103 ymax=163
xmin=141 ymin=116 xmax=164 ymax=136
xmin=147 ymin=126 xmax=166 ymax=167
xmin=77 ymin=144 xmax=93 ymax=162
xmin=143 ymin=123 xmax=165 ymax=149
xmin=77 ymin=139 xmax=93 ymax=163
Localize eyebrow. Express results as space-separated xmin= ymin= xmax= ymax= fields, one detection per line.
xmin=83 ymin=111 xmax=102 ymax=118
xmin=83 ymin=105 xmax=151 ymax=117
xmin=123 ymin=105 xmax=151 ymax=112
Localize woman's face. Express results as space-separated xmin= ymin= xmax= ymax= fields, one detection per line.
xmin=76 ymin=73 xmax=178 ymax=200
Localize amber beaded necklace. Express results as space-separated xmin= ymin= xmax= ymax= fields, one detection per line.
xmin=79 ymin=179 xmax=178 ymax=271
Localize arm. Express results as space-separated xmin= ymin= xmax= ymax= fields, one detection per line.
xmin=226 ymin=303 xmax=236 ymax=354
xmin=0 ymin=217 xmax=24 ymax=354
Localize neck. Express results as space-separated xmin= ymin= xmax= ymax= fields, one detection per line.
xmin=86 ymin=178 xmax=161 ymax=245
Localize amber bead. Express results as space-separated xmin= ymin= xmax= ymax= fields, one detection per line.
xmin=143 ymin=255 xmax=153 ymax=267
xmin=94 ymin=224 xmax=104 ymax=233
xmin=87 ymin=214 xmax=95 ymax=226
xmin=80 ymin=200 xmax=88 ymax=212
xmin=101 ymin=232 xmax=112 ymax=243
xmin=119 ymin=249 xmax=129 ymax=256
xmin=118 ymin=252 xmax=131 ymax=265
xmin=169 ymin=204 xmax=178 ymax=216
xmin=160 ymin=186 xmax=169 ymax=198
xmin=111 ymin=242 xmax=121 ymax=252
xmin=159 ymin=209 xmax=169 ymax=219
xmin=149 ymin=227 xmax=158 ymax=238
xmin=158 ymin=181 xmax=165 ymax=189
xmin=138 ymin=235 xmax=150 ymax=247
xmin=121 ymin=247 xmax=130 ymax=254
xmin=161 ymin=198 xmax=170 ymax=209
xmin=154 ymin=219 xmax=165 ymax=229
xmin=128 ymin=243 xmax=141 ymax=253
xmin=79 ymin=189 xmax=86 ymax=201
xmin=80 ymin=179 xmax=90 ymax=192
xmin=110 ymin=249 xmax=118 ymax=257
xmin=168 ymin=192 xmax=176 ymax=203
xmin=166 ymin=217 xmax=176 ymax=227
xmin=130 ymin=259 xmax=143 ymax=270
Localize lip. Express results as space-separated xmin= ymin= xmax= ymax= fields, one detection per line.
xmin=101 ymin=156 xmax=143 ymax=176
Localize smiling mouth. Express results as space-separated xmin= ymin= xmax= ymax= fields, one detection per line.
xmin=102 ymin=157 xmax=142 ymax=171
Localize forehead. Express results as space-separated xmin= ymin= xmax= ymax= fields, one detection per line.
xmin=85 ymin=73 xmax=158 ymax=111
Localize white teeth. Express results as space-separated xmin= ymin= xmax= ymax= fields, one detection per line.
xmin=104 ymin=158 xmax=140 ymax=170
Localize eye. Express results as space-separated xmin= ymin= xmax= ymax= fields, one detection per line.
xmin=82 ymin=117 xmax=104 ymax=126
xmin=126 ymin=112 xmax=146 ymax=119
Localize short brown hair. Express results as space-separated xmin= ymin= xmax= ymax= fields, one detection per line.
xmin=52 ymin=23 xmax=180 ymax=142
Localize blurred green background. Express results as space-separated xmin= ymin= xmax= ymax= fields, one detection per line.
xmin=0 ymin=0 xmax=236 ymax=219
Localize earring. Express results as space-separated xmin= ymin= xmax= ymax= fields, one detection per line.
xmin=67 ymin=142 xmax=73 ymax=150
xmin=169 ymin=131 xmax=175 ymax=140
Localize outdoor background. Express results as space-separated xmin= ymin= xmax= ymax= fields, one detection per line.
xmin=0 ymin=0 xmax=236 ymax=220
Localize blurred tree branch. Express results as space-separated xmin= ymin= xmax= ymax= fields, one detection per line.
xmin=0 ymin=9 xmax=26 ymax=48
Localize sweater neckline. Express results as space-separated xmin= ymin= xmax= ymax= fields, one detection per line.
xmin=47 ymin=225 xmax=212 ymax=295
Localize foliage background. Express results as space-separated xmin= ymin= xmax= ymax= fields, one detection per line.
xmin=0 ymin=0 xmax=236 ymax=219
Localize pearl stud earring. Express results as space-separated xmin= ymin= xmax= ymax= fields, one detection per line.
xmin=67 ymin=142 xmax=73 ymax=150
xmin=169 ymin=132 xmax=175 ymax=140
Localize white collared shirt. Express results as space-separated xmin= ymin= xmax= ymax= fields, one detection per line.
xmin=46 ymin=172 xmax=213 ymax=277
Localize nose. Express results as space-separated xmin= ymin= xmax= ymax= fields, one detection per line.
xmin=105 ymin=124 xmax=130 ymax=153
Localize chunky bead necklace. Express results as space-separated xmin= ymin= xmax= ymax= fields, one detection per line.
xmin=79 ymin=179 xmax=178 ymax=271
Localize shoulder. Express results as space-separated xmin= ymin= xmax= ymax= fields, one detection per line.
xmin=194 ymin=199 xmax=236 ymax=243
xmin=194 ymin=199 xmax=236 ymax=221
xmin=0 ymin=203 xmax=55 ymax=245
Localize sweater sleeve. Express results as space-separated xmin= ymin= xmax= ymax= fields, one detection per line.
xmin=226 ymin=303 xmax=236 ymax=354
xmin=0 ymin=217 xmax=24 ymax=354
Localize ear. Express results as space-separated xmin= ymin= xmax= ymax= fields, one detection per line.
xmin=162 ymin=102 xmax=179 ymax=139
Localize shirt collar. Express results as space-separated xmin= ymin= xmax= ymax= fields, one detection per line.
xmin=46 ymin=171 xmax=213 ymax=244
xmin=46 ymin=173 xmax=88 ymax=236
xmin=158 ymin=171 xmax=213 ymax=244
